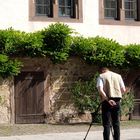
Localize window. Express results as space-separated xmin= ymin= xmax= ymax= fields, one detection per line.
xmin=104 ymin=0 xmax=117 ymax=19
xmin=35 ymin=0 xmax=53 ymax=17
xmin=29 ymin=0 xmax=83 ymax=22
xmin=58 ymin=0 xmax=75 ymax=18
xmin=99 ymin=0 xmax=140 ymax=25
xmin=124 ymin=0 xmax=136 ymax=20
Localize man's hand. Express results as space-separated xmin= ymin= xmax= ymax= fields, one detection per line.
xmin=108 ymin=100 xmax=116 ymax=106
xmin=125 ymin=87 xmax=131 ymax=93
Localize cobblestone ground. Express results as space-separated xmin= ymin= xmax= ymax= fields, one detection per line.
xmin=0 ymin=121 xmax=139 ymax=137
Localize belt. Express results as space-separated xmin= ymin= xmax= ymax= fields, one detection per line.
xmin=109 ymin=98 xmax=121 ymax=102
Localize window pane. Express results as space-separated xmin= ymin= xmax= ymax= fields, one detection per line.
xmin=36 ymin=5 xmax=44 ymax=14
xmin=104 ymin=0 xmax=117 ymax=18
xmin=35 ymin=0 xmax=52 ymax=17
xmin=66 ymin=0 xmax=71 ymax=6
xmin=104 ymin=0 xmax=116 ymax=8
xmin=59 ymin=0 xmax=64 ymax=5
xmin=105 ymin=9 xmax=116 ymax=18
xmin=58 ymin=0 xmax=74 ymax=17
xmin=44 ymin=0 xmax=50 ymax=5
xmin=36 ymin=0 xmax=43 ymax=4
xmin=59 ymin=7 xmax=65 ymax=16
xmin=125 ymin=1 xmax=135 ymax=9
xmin=124 ymin=0 xmax=136 ymax=19
xmin=125 ymin=10 xmax=135 ymax=19
xmin=36 ymin=0 xmax=50 ymax=5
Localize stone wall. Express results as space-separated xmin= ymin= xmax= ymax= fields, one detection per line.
xmin=16 ymin=57 xmax=98 ymax=124
xmin=47 ymin=57 xmax=98 ymax=124
xmin=0 ymin=78 xmax=12 ymax=123
xmin=0 ymin=57 xmax=140 ymax=124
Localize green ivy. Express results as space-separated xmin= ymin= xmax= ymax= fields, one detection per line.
xmin=71 ymin=36 xmax=96 ymax=62
xmin=71 ymin=73 xmax=100 ymax=112
xmin=0 ymin=54 xmax=22 ymax=78
xmin=0 ymin=23 xmax=140 ymax=77
xmin=41 ymin=22 xmax=73 ymax=63
xmin=71 ymin=36 xmax=126 ymax=67
xmin=90 ymin=36 xmax=125 ymax=68
xmin=121 ymin=91 xmax=134 ymax=117
xmin=125 ymin=44 xmax=140 ymax=68
xmin=0 ymin=30 xmax=7 ymax=53
xmin=71 ymin=73 xmax=101 ymax=123
xmin=71 ymin=73 xmax=135 ymax=121
xmin=1 ymin=29 xmax=44 ymax=57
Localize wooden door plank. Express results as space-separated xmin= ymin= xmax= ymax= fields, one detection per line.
xmin=15 ymin=71 xmax=45 ymax=124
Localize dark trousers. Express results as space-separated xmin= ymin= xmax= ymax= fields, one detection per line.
xmin=102 ymin=100 xmax=120 ymax=140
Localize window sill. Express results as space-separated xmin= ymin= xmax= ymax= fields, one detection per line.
xmin=99 ymin=19 xmax=140 ymax=26
xmin=29 ymin=16 xmax=83 ymax=23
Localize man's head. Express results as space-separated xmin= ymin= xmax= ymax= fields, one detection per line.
xmin=98 ymin=67 xmax=109 ymax=74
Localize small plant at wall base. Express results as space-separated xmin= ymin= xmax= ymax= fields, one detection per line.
xmin=71 ymin=72 xmax=135 ymax=122
xmin=71 ymin=73 xmax=101 ymax=123
xmin=121 ymin=91 xmax=134 ymax=120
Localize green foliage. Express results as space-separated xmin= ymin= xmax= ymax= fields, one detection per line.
xmin=71 ymin=73 xmax=100 ymax=112
xmin=0 ymin=23 xmax=140 ymax=77
xmin=125 ymin=44 xmax=140 ymax=68
xmin=0 ymin=28 xmax=43 ymax=57
xmin=0 ymin=54 xmax=22 ymax=78
xmin=71 ymin=36 xmax=126 ymax=67
xmin=0 ymin=30 xmax=7 ymax=53
xmin=41 ymin=22 xmax=73 ymax=63
xmin=71 ymin=36 xmax=96 ymax=62
xmin=71 ymin=72 xmax=135 ymax=121
xmin=90 ymin=36 xmax=125 ymax=67
xmin=121 ymin=91 xmax=134 ymax=117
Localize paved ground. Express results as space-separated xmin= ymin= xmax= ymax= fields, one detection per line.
xmin=0 ymin=128 xmax=140 ymax=140
xmin=0 ymin=121 xmax=139 ymax=140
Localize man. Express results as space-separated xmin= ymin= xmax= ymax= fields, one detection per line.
xmin=96 ymin=67 xmax=126 ymax=140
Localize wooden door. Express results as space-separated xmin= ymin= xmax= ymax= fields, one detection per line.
xmin=132 ymin=76 xmax=140 ymax=119
xmin=14 ymin=71 xmax=45 ymax=124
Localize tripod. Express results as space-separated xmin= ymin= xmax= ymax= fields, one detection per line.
xmin=110 ymin=122 xmax=114 ymax=140
xmin=83 ymin=103 xmax=115 ymax=140
xmin=83 ymin=104 xmax=101 ymax=140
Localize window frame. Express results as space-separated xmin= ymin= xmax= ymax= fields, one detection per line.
xmin=124 ymin=0 xmax=137 ymax=20
xmin=58 ymin=0 xmax=74 ymax=18
xmin=104 ymin=0 xmax=118 ymax=19
xmin=35 ymin=0 xmax=53 ymax=17
xmin=29 ymin=0 xmax=83 ymax=23
xmin=99 ymin=0 xmax=140 ymax=26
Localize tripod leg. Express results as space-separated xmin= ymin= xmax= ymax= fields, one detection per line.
xmin=110 ymin=124 xmax=115 ymax=140
xmin=83 ymin=123 xmax=92 ymax=140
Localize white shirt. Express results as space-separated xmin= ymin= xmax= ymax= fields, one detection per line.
xmin=97 ymin=76 xmax=125 ymax=89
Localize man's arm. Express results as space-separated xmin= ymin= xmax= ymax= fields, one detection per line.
xmin=119 ymin=76 xmax=127 ymax=93
xmin=96 ymin=77 xmax=108 ymax=101
xmin=97 ymin=86 xmax=117 ymax=106
xmin=96 ymin=77 xmax=117 ymax=106
xmin=97 ymin=86 xmax=108 ymax=101
xmin=121 ymin=87 xmax=126 ymax=93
